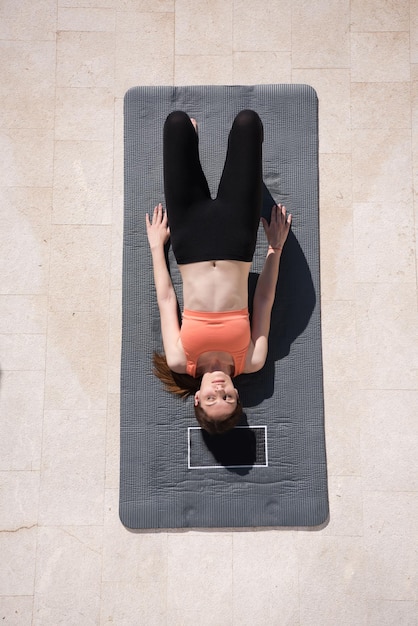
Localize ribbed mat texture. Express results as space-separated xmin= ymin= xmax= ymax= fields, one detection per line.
xmin=121 ymin=85 xmax=328 ymax=529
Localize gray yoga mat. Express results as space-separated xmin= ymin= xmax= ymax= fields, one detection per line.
xmin=121 ymin=84 xmax=328 ymax=529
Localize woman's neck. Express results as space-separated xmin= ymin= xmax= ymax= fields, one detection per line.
xmin=195 ymin=351 xmax=234 ymax=376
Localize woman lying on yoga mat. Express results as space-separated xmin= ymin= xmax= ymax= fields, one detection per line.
xmin=146 ymin=109 xmax=291 ymax=434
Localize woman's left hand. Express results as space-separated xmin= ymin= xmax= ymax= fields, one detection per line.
xmin=261 ymin=203 xmax=292 ymax=251
xmin=146 ymin=203 xmax=170 ymax=250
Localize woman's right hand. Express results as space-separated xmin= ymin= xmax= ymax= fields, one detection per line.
xmin=146 ymin=203 xmax=170 ymax=250
xmin=261 ymin=203 xmax=292 ymax=251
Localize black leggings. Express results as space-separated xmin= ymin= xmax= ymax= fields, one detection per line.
xmin=163 ymin=109 xmax=264 ymax=264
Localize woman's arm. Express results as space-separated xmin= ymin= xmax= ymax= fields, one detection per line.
xmin=146 ymin=204 xmax=186 ymax=371
xmin=246 ymin=204 xmax=291 ymax=373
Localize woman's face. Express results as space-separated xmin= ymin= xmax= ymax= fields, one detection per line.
xmin=194 ymin=371 xmax=239 ymax=420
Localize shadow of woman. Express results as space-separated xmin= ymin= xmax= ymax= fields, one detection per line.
xmin=199 ymin=412 xmax=261 ymax=476
xmin=235 ymin=184 xmax=316 ymax=407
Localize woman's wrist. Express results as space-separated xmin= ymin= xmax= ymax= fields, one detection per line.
xmin=268 ymin=244 xmax=282 ymax=252
xmin=150 ymin=241 xmax=165 ymax=253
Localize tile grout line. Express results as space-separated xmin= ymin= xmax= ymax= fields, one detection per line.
xmin=30 ymin=2 xmax=60 ymax=621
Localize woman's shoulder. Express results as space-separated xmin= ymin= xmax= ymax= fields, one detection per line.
xmin=166 ymin=340 xmax=187 ymax=374
xmin=242 ymin=340 xmax=267 ymax=374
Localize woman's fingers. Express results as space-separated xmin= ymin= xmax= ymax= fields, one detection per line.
xmin=146 ymin=203 xmax=165 ymax=226
xmin=278 ymin=204 xmax=292 ymax=226
xmin=271 ymin=204 xmax=279 ymax=222
xmin=271 ymin=203 xmax=288 ymax=223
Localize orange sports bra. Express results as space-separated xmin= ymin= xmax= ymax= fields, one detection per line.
xmin=180 ymin=308 xmax=251 ymax=378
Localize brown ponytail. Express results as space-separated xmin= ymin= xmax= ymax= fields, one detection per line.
xmin=152 ymin=352 xmax=200 ymax=399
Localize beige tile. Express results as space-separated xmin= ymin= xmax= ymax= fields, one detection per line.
xmin=105 ymin=394 xmax=120 ymax=488
xmin=233 ymin=0 xmax=291 ymax=52
xmin=355 ymin=285 xmax=418 ymax=390
xmin=233 ymin=51 xmax=292 ymax=84
xmin=352 ymin=128 xmax=412 ymax=205
xmin=320 ymin=206 xmax=355 ymax=301
xmin=111 ymin=98 xmax=124 ymax=290
xmin=0 ymin=295 xmax=47 ymax=334
xmin=0 ymin=528 xmax=37 ymax=596
xmin=167 ymin=533 xmax=233 ymax=620
xmin=0 ymin=41 xmax=55 ymax=92
xmin=292 ymin=0 xmax=350 ymax=68
xmin=354 ymin=535 xmax=418 ymax=602
xmin=322 ymin=476 xmax=363 ymax=537
xmin=322 ymin=300 xmax=357 ymax=382
xmin=102 ymin=490 xmax=167 ymax=583
xmin=111 ymin=195 xmax=123 ymax=290
xmin=351 ymin=82 xmax=411 ymax=130
xmin=292 ymin=69 xmax=351 ymax=153
xmin=411 ymin=76 xmax=418 ymax=213
xmin=1 ymin=129 xmax=54 ymax=187
xmin=320 ymin=154 xmax=352 ymax=208
xmin=118 ymin=0 xmax=174 ymax=8
xmin=52 ymin=140 xmax=113 ymax=224
xmin=351 ymin=32 xmax=410 ymax=83
xmin=350 ymin=0 xmax=410 ymax=32
xmin=38 ymin=410 xmax=106 ymax=525
xmin=100 ymin=581 xmax=168 ymax=625
xmin=413 ymin=80 xmax=418 ymax=215
xmin=232 ymin=532 xmax=299 ymax=625
xmin=412 ymin=73 xmax=418 ymax=150
xmin=359 ymin=390 xmax=418 ymax=491
xmin=107 ymin=290 xmax=121 ymax=395
xmin=175 ymin=55 xmax=233 ymax=86
xmin=59 ymin=0 xmax=114 ymax=6
xmin=169 ymin=609 xmax=233 ymax=626
xmin=116 ymin=8 xmax=174 ymax=32
xmin=0 ymin=41 xmax=55 ymax=129
xmin=0 ymin=334 xmax=46 ymax=370
xmin=175 ymin=0 xmax=232 ymax=56
xmin=56 ymin=31 xmax=115 ymax=89
xmin=0 ymin=471 xmax=39 ymax=530
xmin=363 ymin=491 xmax=418 ymax=539
xmin=48 ymin=224 xmax=111 ymax=311
xmin=115 ymin=32 xmax=174 ymax=98
xmin=365 ymin=600 xmax=418 ymax=626
xmin=298 ymin=535 xmax=366 ymax=624
xmin=33 ymin=526 xmax=102 ymax=625
xmin=324 ymin=381 xmax=361 ymax=476
xmin=57 ymin=7 xmax=116 ymax=31
xmin=44 ymin=310 xmax=109 ymax=410
xmin=0 ymin=188 xmax=51 ymax=296
xmin=0 ymin=597 xmax=34 ymax=626
xmin=353 ymin=202 xmax=415 ymax=284
xmin=112 ymin=97 xmax=124 ymax=201
xmin=115 ymin=13 xmax=174 ymax=97
xmin=412 ymin=1 xmax=418 ymax=64
xmin=0 ymin=0 xmax=56 ymax=41
xmin=0 ymin=371 xmax=44 ymax=471
xmin=55 ymin=87 xmax=114 ymax=142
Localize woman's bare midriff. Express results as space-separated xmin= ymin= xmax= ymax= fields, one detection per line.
xmin=179 ymin=260 xmax=251 ymax=312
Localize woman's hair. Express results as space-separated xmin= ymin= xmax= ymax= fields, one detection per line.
xmin=194 ymin=399 xmax=243 ymax=435
xmin=152 ymin=352 xmax=200 ymax=399
xmin=153 ymin=352 xmax=242 ymax=434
